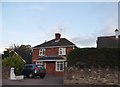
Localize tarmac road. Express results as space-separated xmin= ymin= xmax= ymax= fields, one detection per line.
xmin=2 ymin=74 xmax=63 ymax=85
xmin=2 ymin=74 xmax=118 ymax=87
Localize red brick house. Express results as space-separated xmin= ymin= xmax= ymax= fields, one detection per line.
xmin=32 ymin=33 xmax=76 ymax=76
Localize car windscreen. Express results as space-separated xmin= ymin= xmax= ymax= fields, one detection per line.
xmin=36 ymin=65 xmax=45 ymax=69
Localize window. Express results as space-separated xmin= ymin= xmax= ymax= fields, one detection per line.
xmin=56 ymin=61 xmax=64 ymax=71
xmin=36 ymin=62 xmax=46 ymax=69
xmin=36 ymin=61 xmax=43 ymax=65
xmin=39 ymin=48 xmax=45 ymax=56
xmin=59 ymin=48 xmax=66 ymax=55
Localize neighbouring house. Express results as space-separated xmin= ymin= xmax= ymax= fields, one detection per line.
xmin=32 ymin=33 xmax=76 ymax=76
xmin=97 ymin=29 xmax=120 ymax=48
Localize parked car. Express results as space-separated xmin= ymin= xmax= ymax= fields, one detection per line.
xmin=21 ymin=64 xmax=46 ymax=78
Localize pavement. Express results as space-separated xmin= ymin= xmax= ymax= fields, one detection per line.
xmin=2 ymin=74 xmax=63 ymax=85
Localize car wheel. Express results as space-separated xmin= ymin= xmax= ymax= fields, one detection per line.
xmin=29 ymin=73 xmax=34 ymax=78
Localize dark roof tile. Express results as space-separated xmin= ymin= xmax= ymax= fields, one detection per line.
xmin=34 ymin=38 xmax=75 ymax=48
xmin=37 ymin=56 xmax=64 ymax=60
xmin=97 ymin=35 xmax=120 ymax=48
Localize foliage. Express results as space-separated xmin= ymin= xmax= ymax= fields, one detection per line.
xmin=14 ymin=45 xmax=32 ymax=64
xmin=2 ymin=48 xmax=11 ymax=59
xmin=2 ymin=44 xmax=32 ymax=64
xmin=67 ymin=48 xmax=120 ymax=68
xmin=2 ymin=54 xmax=25 ymax=75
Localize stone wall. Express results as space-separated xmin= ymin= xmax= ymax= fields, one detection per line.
xmin=64 ymin=66 xmax=119 ymax=85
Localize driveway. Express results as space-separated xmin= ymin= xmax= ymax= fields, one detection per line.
xmin=2 ymin=74 xmax=63 ymax=85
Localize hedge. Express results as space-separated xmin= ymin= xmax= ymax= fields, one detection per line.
xmin=67 ymin=48 xmax=120 ymax=68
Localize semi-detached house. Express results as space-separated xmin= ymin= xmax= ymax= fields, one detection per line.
xmin=32 ymin=33 xmax=76 ymax=76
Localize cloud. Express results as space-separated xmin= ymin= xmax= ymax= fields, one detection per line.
xmin=70 ymin=35 xmax=96 ymax=48
xmin=46 ymin=22 xmax=69 ymax=39
xmin=98 ymin=18 xmax=118 ymax=36
xmin=45 ymin=22 xmax=97 ymax=48
xmin=99 ymin=25 xmax=116 ymax=36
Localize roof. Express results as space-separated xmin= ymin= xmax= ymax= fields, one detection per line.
xmin=34 ymin=38 xmax=75 ymax=48
xmin=98 ymin=35 xmax=120 ymax=40
xmin=97 ymin=35 xmax=120 ymax=48
xmin=34 ymin=56 xmax=65 ymax=61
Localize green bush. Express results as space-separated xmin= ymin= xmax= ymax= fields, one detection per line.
xmin=67 ymin=48 xmax=120 ymax=68
xmin=2 ymin=54 xmax=25 ymax=75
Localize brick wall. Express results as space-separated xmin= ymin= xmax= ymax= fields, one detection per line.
xmin=55 ymin=71 xmax=64 ymax=76
xmin=32 ymin=49 xmax=39 ymax=61
xmin=66 ymin=47 xmax=74 ymax=55
xmin=32 ymin=47 xmax=74 ymax=62
xmin=46 ymin=48 xmax=58 ymax=56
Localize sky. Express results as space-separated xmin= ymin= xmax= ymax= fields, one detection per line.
xmin=0 ymin=1 xmax=119 ymax=53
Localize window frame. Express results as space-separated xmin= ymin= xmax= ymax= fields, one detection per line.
xmin=39 ymin=48 xmax=45 ymax=56
xmin=58 ymin=48 xmax=66 ymax=55
xmin=56 ymin=61 xmax=64 ymax=72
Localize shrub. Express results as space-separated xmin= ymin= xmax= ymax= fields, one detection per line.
xmin=2 ymin=54 xmax=25 ymax=75
xmin=67 ymin=48 xmax=120 ymax=68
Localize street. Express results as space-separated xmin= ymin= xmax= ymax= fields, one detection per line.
xmin=2 ymin=74 xmax=63 ymax=85
xmin=2 ymin=74 xmax=118 ymax=87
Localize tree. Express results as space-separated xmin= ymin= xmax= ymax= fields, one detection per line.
xmin=2 ymin=48 xmax=11 ymax=59
xmin=2 ymin=44 xmax=32 ymax=64
xmin=14 ymin=44 xmax=32 ymax=64
xmin=2 ymin=52 xmax=25 ymax=75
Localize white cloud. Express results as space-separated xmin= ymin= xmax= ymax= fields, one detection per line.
xmin=98 ymin=18 xmax=118 ymax=36
xmin=46 ymin=22 xmax=69 ymax=39
xmin=70 ymin=34 xmax=96 ymax=48
xmin=99 ymin=25 xmax=117 ymax=36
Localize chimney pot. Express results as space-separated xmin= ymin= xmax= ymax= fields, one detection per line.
xmin=115 ymin=29 xmax=119 ymax=39
xmin=55 ymin=33 xmax=61 ymax=40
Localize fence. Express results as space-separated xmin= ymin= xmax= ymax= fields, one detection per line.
xmin=64 ymin=66 xmax=119 ymax=85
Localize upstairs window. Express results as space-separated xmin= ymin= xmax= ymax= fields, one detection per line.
xmin=59 ymin=48 xmax=66 ymax=55
xmin=39 ymin=48 xmax=45 ymax=56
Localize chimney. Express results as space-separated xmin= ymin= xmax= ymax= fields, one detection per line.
xmin=55 ymin=33 xmax=61 ymax=40
xmin=115 ymin=29 xmax=119 ymax=39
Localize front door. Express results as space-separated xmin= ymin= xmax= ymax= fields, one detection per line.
xmin=46 ymin=62 xmax=55 ymax=75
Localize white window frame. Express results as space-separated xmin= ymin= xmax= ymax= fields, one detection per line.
xmin=58 ymin=48 xmax=66 ymax=55
xmin=56 ymin=61 xmax=64 ymax=71
xmin=39 ymin=48 xmax=45 ymax=56
xmin=44 ymin=62 xmax=46 ymax=69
